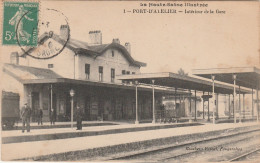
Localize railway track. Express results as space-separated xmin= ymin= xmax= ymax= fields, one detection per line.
xmin=229 ymin=148 xmax=260 ymax=162
xmin=109 ymin=129 xmax=260 ymax=162
xmin=157 ymin=137 xmax=259 ymax=162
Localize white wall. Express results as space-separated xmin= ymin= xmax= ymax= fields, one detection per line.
xmin=77 ymin=48 xmax=140 ymax=83
xmin=20 ymin=42 xmax=141 ymax=83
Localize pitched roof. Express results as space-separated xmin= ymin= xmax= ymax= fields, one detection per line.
xmin=20 ymin=33 xmax=146 ymax=67
xmin=3 ymin=63 xmax=62 ymax=82
xmin=87 ymin=44 xmax=110 ymax=53
xmin=86 ymin=43 xmax=147 ymax=67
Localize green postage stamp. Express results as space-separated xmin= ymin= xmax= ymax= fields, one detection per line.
xmin=2 ymin=1 xmax=39 ymax=46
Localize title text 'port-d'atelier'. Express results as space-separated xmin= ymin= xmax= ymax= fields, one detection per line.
xmin=132 ymin=9 xmax=177 ymax=14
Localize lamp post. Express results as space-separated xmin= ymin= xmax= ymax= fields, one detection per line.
xmin=50 ymin=84 xmax=53 ymax=117
xmin=70 ymin=89 xmax=75 ymax=129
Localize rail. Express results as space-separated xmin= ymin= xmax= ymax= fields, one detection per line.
xmin=108 ymin=129 xmax=260 ymax=161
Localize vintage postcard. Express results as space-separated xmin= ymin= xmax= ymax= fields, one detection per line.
xmin=0 ymin=0 xmax=260 ymax=162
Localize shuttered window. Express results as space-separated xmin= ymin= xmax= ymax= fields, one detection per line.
xmin=111 ymin=68 xmax=115 ymax=82
xmin=99 ymin=66 xmax=103 ymax=81
xmin=85 ymin=64 xmax=90 ymax=79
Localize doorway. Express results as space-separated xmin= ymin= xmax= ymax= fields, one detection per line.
xmin=32 ymin=92 xmax=39 ymax=122
xmin=85 ymin=96 xmax=91 ymax=120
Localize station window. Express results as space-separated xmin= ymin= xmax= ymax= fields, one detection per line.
xmin=132 ymin=72 xmax=135 ymax=74
xmin=111 ymin=68 xmax=115 ymax=83
xmin=99 ymin=66 xmax=103 ymax=81
xmin=122 ymin=70 xmax=126 ymax=75
xmin=85 ymin=64 xmax=90 ymax=79
xmin=112 ymin=50 xmax=114 ymax=57
xmin=48 ymin=64 xmax=53 ymax=68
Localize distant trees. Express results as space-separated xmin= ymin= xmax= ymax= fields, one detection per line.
xmin=178 ymin=68 xmax=188 ymax=76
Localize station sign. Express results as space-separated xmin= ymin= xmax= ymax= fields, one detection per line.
xmin=201 ymin=95 xmax=213 ymax=101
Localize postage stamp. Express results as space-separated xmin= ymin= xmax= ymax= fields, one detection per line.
xmin=2 ymin=1 xmax=39 ymax=46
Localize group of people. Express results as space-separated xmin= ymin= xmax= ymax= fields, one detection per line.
xmin=20 ymin=103 xmax=83 ymax=133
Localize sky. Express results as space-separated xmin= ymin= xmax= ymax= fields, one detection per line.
xmin=1 ymin=1 xmax=259 ymax=74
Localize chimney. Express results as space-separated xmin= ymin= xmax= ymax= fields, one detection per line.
xmin=125 ymin=42 xmax=131 ymax=55
xmin=112 ymin=38 xmax=120 ymax=44
xmin=89 ymin=30 xmax=102 ymax=45
xmin=60 ymin=25 xmax=70 ymax=40
xmin=10 ymin=52 xmax=19 ymax=65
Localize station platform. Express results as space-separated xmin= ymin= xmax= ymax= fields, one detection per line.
xmin=5 ymin=121 xmax=120 ymax=130
xmin=2 ymin=122 xmax=202 ymax=144
xmin=1 ymin=122 xmax=260 ymax=161
xmin=4 ymin=116 xmax=256 ymax=131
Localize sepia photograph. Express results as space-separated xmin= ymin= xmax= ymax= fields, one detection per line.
xmin=0 ymin=0 xmax=260 ymax=162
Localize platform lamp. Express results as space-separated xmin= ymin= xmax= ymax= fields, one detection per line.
xmin=70 ymin=89 xmax=75 ymax=129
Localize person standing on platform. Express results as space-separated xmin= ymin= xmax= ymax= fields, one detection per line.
xmin=20 ymin=103 xmax=31 ymax=133
xmin=50 ymin=109 xmax=55 ymax=125
xmin=37 ymin=108 xmax=43 ymax=125
xmin=76 ymin=105 xmax=83 ymax=130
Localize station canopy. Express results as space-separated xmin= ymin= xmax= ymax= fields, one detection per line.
xmin=22 ymin=78 xmax=188 ymax=95
xmin=192 ymin=67 xmax=260 ymax=90
xmin=117 ymin=72 xmax=251 ymax=94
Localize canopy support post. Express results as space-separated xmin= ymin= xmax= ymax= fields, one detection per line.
xmin=135 ymin=81 xmax=139 ymax=124
xmin=152 ymin=80 xmax=155 ymax=124
xmin=252 ymin=88 xmax=254 ymax=118
xmin=203 ymin=91 xmax=205 ymax=119
xmin=239 ymin=86 xmax=241 ymax=123
xmin=212 ymin=75 xmax=215 ymax=124
xmin=208 ymin=92 xmax=210 ymax=121
xmin=228 ymin=94 xmax=231 ymax=119
xmin=189 ymin=89 xmax=192 ymax=123
xmin=195 ymin=90 xmax=197 ymax=121
xmin=233 ymin=74 xmax=237 ymax=123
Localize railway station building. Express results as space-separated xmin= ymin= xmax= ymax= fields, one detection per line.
xmin=1 ymin=25 xmax=257 ymax=124
xmin=2 ymin=25 xmax=188 ymax=122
